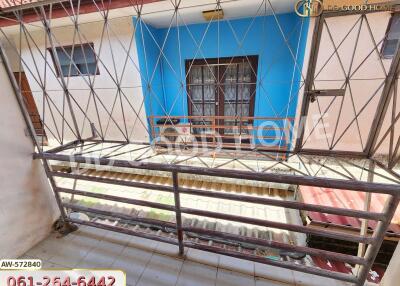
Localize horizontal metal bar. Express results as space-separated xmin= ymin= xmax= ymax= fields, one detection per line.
xmin=184 ymin=242 xmax=358 ymax=284
xmin=63 ymin=203 xmax=176 ymax=229
xmin=59 ymin=186 xmax=372 ymax=243
xmin=151 ymin=142 xmax=290 ymax=154
xmin=308 ymin=220 xmax=400 ymax=238
xmin=64 ymin=202 xmax=176 ymax=229
xmin=53 ymin=171 xmax=383 ymax=221
xmin=82 ymin=139 xmax=367 ymax=158
xmin=45 ymin=139 xmax=82 ymax=154
xmin=65 ymin=196 xmax=367 ymax=266
xmin=180 ymin=207 xmax=373 ymax=244
xmin=85 ymin=138 xmax=152 ymax=146
xmin=178 ymin=187 xmax=385 ymax=221
xmin=69 ymin=217 xmax=357 ymax=283
xmin=63 ymin=187 xmax=368 ymax=243
xmin=183 ymin=227 xmax=366 ymax=265
xmin=51 ymin=172 xmax=174 ymax=193
xmin=149 ymin=115 xmax=294 ymax=120
xmin=37 ymin=152 xmax=400 ymax=195
xmin=298 ymin=149 xmax=367 ymax=158
xmin=67 ymin=217 xmax=179 ymax=246
xmin=307 ymin=89 xmax=345 ymax=97
xmin=60 ymin=189 xmax=175 ymax=212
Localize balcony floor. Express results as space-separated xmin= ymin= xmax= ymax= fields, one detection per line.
xmin=20 ymin=226 xmax=353 ymax=286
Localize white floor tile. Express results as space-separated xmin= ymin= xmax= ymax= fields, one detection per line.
xmin=154 ymin=242 xmax=187 ymax=256
xmin=75 ymin=239 xmax=125 ymax=268
xmin=255 ymin=277 xmax=290 ymax=286
xmin=22 ymin=228 xmax=302 ymax=286
xmin=176 ymin=261 xmax=217 ymax=286
xmin=219 ymin=255 xmax=255 ymax=276
xmin=128 ymin=235 xmax=158 ymax=252
xmin=216 ymin=269 xmax=256 ymax=286
xmin=25 ymin=237 xmax=59 ymax=261
xmin=70 ymin=226 xmax=108 ymax=242
xmin=48 ymin=236 xmax=99 ymax=267
xmin=41 ymin=260 xmax=56 ymax=269
xmin=136 ymin=253 xmax=183 ymax=286
xmin=111 ymin=245 xmax=153 ymax=285
xmin=254 ymin=262 xmax=295 ymax=284
xmin=292 ymin=270 xmax=349 ymax=286
xmin=104 ymin=231 xmax=132 ymax=246
xmin=186 ymin=248 xmax=220 ymax=266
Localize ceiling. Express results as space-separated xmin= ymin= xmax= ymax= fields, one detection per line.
xmin=0 ymin=0 xmax=297 ymax=34
xmin=137 ymin=0 xmax=297 ymax=28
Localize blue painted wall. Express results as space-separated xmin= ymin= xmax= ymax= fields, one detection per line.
xmin=135 ymin=13 xmax=309 ymax=145
xmin=133 ymin=18 xmax=165 ymax=118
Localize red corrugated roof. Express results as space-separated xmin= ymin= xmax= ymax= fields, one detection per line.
xmin=0 ymin=0 xmax=39 ymax=9
xmin=299 ymin=186 xmax=400 ymax=234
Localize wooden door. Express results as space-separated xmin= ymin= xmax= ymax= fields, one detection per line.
xmin=187 ymin=56 xmax=257 ymax=142
xmin=13 ymin=72 xmax=47 ymax=142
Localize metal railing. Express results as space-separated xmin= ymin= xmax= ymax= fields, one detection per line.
xmin=36 ymin=149 xmax=400 ymax=286
xmin=149 ymin=115 xmax=294 ymax=152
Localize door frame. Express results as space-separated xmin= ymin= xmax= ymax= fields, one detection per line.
xmin=13 ymin=71 xmax=48 ymax=143
xmin=185 ymin=55 xmax=258 ymax=138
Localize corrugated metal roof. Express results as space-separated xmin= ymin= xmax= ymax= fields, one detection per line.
xmin=299 ymin=186 xmax=400 ymax=234
xmin=0 ymin=0 xmax=39 ymax=9
xmin=311 ymin=256 xmax=385 ymax=284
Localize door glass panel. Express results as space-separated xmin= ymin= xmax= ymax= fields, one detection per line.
xmin=224 ymin=103 xmax=236 ymax=117
xmin=204 ymin=85 xmax=215 ymax=101
xmin=239 ymin=84 xmax=251 ymax=100
xmin=224 ymin=65 xmax=238 ymax=127
xmin=190 ymin=66 xmax=202 ymax=84
xmin=190 ymin=86 xmax=202 ymax=101
xmin=192 ymin=103 xmax=202 ymax=116
xmin=224 ymin=120 xmax=236 ymax=135
xmin=238 ymin=62 xmax=252 ymax=82
xmin=223 ymin=61 xmax=254 ymax=136
xmin=240 ymin=103 xmax=250 ymax=117
xmin=204 ymin=103 xmax=215 ymax=116
xmin=225 ymin=65 xmax=237 ymax=83
xmin=203 ymin=67 xmax=216 ymax=83
xmin=224 ymin=84 xmax=236 ymax=101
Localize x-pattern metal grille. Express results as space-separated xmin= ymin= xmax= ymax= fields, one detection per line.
xmin=297 ymin=11 xmax=400 ymax=163
xmin=1 ymin=0 xmax=307 ymax=153
xmin=1 ymin=1 xmax=400 ymax=286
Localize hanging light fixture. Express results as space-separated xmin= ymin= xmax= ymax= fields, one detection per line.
xmin=202 ymin=8 xmax=224 ymax=21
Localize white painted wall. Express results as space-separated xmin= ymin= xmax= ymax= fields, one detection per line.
xmin=2 ymin=9 xmax=396 ymax=154
xmin=295 ymin=11 xmax=395 ymax=154
xmin=0 ymin=54 xmax=60 ymax=259
xmin=381 ymin=242 xmax=400 ymax=286
xmin=3 ymin=16 xmax=149 ymax=146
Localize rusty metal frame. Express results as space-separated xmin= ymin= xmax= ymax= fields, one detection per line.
xmin=1 ymin=1 xmax=400 ymax=286
xmin=295 ymin=8 xmax=400 ymax=162
xmin=31 ymin=144 xmax=399 ymax=285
